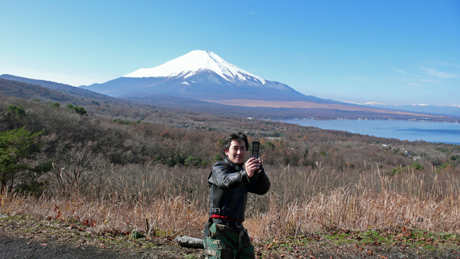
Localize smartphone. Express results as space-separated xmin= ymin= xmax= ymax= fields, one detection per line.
xmin=251 ymin=139 xmax=260 ymax=158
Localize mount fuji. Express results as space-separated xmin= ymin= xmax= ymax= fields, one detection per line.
xmin=81 ymin=50 xmax=335 ymax=103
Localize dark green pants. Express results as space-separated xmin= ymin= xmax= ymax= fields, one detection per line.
xmin=203 ymin=219 xmax=255 ymax=259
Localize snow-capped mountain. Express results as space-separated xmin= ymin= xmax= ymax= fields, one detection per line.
xmin=81 ymin=50 xmax=334 ymax=103
xmin=124 ymin=50 xmax=266 ymax=85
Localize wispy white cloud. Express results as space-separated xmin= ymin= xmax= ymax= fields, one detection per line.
xmin=433 ymin=61 xmax=460 ymax=69
xmin=392 ymin=67 xmax=449 ymax=88
xmin=344 ymin=76 xmax=371 ymax=83
xmin=406 ymin=82 xmax=422 ymax=88
xmin=421 ymin=67 xmax=458 ymax=79
xmin=417 ymin=78 xmax=438 ymax=83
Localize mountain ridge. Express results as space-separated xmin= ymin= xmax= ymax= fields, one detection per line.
xmin=81 ymin=50 xmax=338 ymax=103
xmin=2 ymin=73 xmax=459 ymax=122
xmin=0 ymin=74 xmax=109 ymax=100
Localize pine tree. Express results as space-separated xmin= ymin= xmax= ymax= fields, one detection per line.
xmin=0 ymin=127 xmax=42 ymax=192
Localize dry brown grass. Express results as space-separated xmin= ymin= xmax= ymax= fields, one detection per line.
xmin=246 ymin=189 xmax=460 ymax=243
xmin=2 ymin=162 xmax=460 ymax=244
xmin=0 ymin=194 xmax=207 ymax=238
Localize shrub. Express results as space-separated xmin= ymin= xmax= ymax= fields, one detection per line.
xmin=7 ymin=104 xmax=26 ymax=117
xmin=410 ymin=163 xmax=424 ymax=170
xmin=74 ymin=106 xmax=87 ymax=115
xmin=66 ymin=104 xmax=86 ymax=115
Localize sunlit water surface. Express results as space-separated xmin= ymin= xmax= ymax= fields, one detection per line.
xmin=277 ymin=119 xmax=460 ymax=145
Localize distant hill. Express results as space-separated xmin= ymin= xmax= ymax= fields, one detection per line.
xmin=0 ymin=77 xmax=77 ymax=103
xmin=0 ymin=77 xmax=155 ymax=120
xmin=2 ymin=73 xmax=459 ymax=122
xmin=0 ymin=74 xmax=111 ymax=100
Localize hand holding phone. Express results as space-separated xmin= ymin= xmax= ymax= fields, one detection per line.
xmin=251 ymin=139 xmax=260 ymax=158
xmin=246 ymin=139 xmax=262 ymax=178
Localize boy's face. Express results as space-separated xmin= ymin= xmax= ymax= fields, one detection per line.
xmin=225 ymin=140 xmax=247 ymax=165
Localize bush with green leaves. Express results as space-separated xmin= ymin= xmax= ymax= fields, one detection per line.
xmin=0 ymin=127 xmax=42 ymax=192
xmin=410 ymin=162 xmax=424 ymax=170
xmin=7 ymin=104 xmax=26 ymax=117
xmin=66 ymin=104 xmax=87 ymax=115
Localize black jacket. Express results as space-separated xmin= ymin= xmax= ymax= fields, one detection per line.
xmin=208 ymin=157 xmax=270 ymax=221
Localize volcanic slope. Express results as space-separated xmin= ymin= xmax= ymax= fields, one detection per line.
xmin=82 ymin=50 xmax=334 ymax=103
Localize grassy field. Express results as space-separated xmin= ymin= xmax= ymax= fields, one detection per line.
xmin=2 ymin=163 xmax=460 ymax=258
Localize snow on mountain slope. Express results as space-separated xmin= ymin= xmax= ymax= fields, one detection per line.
xmin=81 ymin=50 xmax=339 ymax=103
xmin=123 ymin=50 xmax=266 ymax=84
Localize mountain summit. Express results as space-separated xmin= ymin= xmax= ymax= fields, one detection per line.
xmin=82 ymin=50 xmax=332 ymax=103
xmin=124 ymin=50 xmax=266 ymax=85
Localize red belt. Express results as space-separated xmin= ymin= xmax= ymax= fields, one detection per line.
xmin=210 ymin=214 xmax=244 ymax=223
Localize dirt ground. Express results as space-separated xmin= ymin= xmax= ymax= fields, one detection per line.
xmin=1 ymin=213 xmax=460 ymax=259
xmin=0 ymin=235 xmax=137 ymax=259
xmin=2 ymin=234 xmax=460 ymax=259
xmin=0 ymin=234 xmax=200 ymax=259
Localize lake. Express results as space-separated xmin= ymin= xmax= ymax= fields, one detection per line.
xmin=277 ymin=119 xmax=460 ymax=145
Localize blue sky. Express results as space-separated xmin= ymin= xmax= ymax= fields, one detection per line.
xmin=1 ymin=0 xmax=459 ymax=106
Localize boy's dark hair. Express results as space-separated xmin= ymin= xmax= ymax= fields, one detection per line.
xmin=223 ymin=132 xmax=249 ymax=154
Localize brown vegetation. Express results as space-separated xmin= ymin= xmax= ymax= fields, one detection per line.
xmin=1 ymin=93 xmax=460 ymax=248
